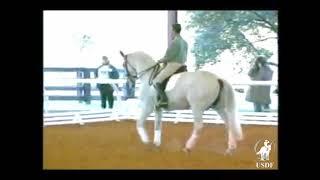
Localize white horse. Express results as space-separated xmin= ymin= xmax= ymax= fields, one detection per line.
xmin=120 ymin=51 xmax=243 ymax=154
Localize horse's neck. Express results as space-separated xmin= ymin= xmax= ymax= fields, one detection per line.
xmin=139 ymin=70 xmax=154 ymax=93
xmin=136 ymin=59 xmax=156 ymax=74
xmin=135 ymin=59 xmax=156 ymax=95
xmin=139 ymin=80 xmax=153 ymax=95
xmin=135 ymin=58 xmax=156 ymax=83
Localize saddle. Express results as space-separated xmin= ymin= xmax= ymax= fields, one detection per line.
xmin=158 ymin=65 xmax=188 ymax=92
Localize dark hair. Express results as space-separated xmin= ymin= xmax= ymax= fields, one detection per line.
xmin=256 ymin=56 xmax=267 ymax=65
xmin=172 ymin=24 xmax=181 ymax=33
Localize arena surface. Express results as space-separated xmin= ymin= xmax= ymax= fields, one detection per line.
xmin=43 ymin=120 xmax=278 ymax=169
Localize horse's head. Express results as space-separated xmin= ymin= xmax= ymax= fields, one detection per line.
xmin=120 ymin=51 xmax=156 ymax=81
xmin=120 ymin=50 xmax=138 ymax=81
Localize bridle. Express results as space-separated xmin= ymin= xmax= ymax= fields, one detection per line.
xmin=122 ymin=53 xmax=165 ymax=85
xmin=123 ymin=56 xmax=138 ymax=80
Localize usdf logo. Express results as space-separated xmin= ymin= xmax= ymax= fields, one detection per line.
xmin=254 ymin=139 xmax=276 ymax=168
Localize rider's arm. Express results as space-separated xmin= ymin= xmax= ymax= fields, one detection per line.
xmin=159 ymin=39 xmax=179 ymax=63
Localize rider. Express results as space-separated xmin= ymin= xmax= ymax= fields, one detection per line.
xmin=153 ymin=23 xmax=188 ymax=108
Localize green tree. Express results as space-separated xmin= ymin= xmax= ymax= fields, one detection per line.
xmin=186 ymin=11 xmax=278 ymax=67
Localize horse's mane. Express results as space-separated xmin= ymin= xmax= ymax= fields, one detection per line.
xmin=128 ymin=51 xmax=155 ymax=63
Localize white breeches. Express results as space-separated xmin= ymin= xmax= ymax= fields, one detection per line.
xmin=153 ymin=62 xmax=182 ymax=84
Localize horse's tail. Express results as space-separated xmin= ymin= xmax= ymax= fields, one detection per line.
xmin=220 ymin=79 xmax=243 ymax=141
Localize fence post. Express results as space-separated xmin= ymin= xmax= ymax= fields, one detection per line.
xmin=74 ymin=112 xmax=84 ymax=125
xmin=76 ymin=68 xmax=83 ymax=103
xmin=174 ymin=111 xmax=179 ymax=124
xmin=112 ymin=82 xmax=126 ymax=122
xmin=111 ymin=84 xmax=121 ymax=122
xmin=81 ymin=68 xmax=91 ymax=104
xmin=43 ymin=87 xmax=49 ymax=113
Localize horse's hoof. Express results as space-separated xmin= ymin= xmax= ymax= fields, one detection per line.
xmin=141 ymin=141 xmax=150 ymax=147
xmin=224 ymin=148 xmax=235 ymax=156
xmin=152 ymin=145 xmax=161 ymax=152
xmin=143 ymin=143 xmax=155 ymax=149
xmin=154 ymin=142 xmax=161 ymax=147
xmin=182 ymin=147 xmax=191 ymax=153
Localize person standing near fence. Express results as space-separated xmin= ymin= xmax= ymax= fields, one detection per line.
xmin=245 ymin=56 xmax=274 ymax=112
xmin=122 ymin=71 xmax=136 ymax=100
xmin=95 ymin=56 xmax=119 ymax=109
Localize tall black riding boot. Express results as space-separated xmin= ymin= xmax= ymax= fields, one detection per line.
xmin=154 ymin=83 xmax=168 ymax=108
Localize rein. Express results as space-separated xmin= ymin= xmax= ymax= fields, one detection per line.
xmin=123 ymin=57 xmax=166 ymax=86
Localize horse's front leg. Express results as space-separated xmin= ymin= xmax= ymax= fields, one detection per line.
xmin=154 ymin=109 xmax=163 ymax=147
xmin=137 ymin=99 xmax=154 ymax=144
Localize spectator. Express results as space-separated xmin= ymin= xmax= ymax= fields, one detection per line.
xmin=122 ymin=75 xmax=136 ymax=100
xmin=245 ymin=56 xmax=274 ymax=112
xmin=95 ymin=56 xmax=119 ymax=109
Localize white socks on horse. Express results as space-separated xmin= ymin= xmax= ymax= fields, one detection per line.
xmin=137 ymin=128 xmax=161 ymax=146
xmin=186 ymin=133 xmax=199 ymax=150
xmin=154 ymin=130 xmax=161 ymax=146
xmin=137 ymin=127 xmax=149 ymax=144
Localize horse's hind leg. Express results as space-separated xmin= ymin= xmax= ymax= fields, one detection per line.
xmin=183 ymin=107 xmax=204 ymax=152
xmin=217 ymin=108 xmax=238 ymax=155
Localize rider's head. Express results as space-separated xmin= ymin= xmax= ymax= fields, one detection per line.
xmin=256 ymin=56 xmax=267 ymax=66
xmin=172 ymin=23 xmax=181 ymax=35
xmin=102 ymin=56 xmax=110 ymax=65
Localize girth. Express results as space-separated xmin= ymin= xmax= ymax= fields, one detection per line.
xmin=211 ymin=79 xmax=224 ymax=108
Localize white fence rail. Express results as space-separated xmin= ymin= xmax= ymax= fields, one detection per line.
xmin=43 ymin=109 xmax=278 ymax=126
xmin=43 ymin=79 xmax=278 ymax=127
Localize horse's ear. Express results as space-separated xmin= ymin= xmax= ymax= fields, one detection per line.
xmin=120 ymin=51 xmax=125 ymax=58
